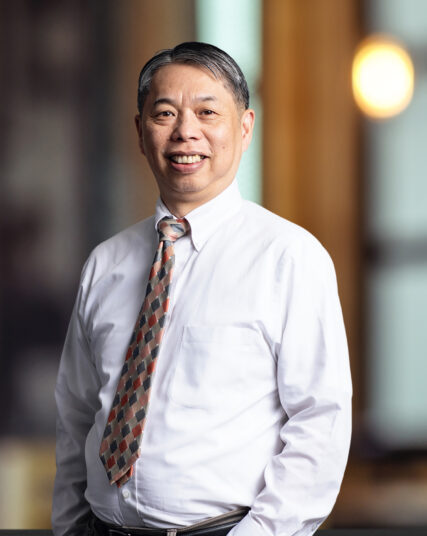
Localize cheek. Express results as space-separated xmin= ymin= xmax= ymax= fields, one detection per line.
xmin=214 ymin=123 xmax=240 ymax=152
xmin=143 ymin=127 xmax=167 ymax=153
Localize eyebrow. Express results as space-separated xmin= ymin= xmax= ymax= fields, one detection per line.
xmin=152 ymin=95 xmax=218 ymax=107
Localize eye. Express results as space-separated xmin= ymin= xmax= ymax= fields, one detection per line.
xmin=200 ymin=109 xmax=215 ymax=116
xmin=156 ymin=110 xmax=174 ymax=117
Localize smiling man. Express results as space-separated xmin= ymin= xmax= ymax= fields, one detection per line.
xmin=52 ymin=42 xmax=352 ymax=536
xmin=135 ymin=60 xmax=254 ymax=216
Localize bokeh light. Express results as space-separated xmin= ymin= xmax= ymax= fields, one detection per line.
xmin=352 ymin=35 xmax=414 ymax=119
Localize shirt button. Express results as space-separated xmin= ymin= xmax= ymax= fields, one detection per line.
xmin=122 ymin=489 xmax=130 ymax=500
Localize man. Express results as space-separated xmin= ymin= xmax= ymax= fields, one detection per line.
xmin=52 ymin=42 xmax=352 ymax=536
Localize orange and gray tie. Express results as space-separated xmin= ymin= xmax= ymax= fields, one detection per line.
xmin=100 ymin=216 xmax=190 ymax=487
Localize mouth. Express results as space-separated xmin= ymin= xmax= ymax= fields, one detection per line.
xmin=168 ymin=153 xmax=207 ymax=164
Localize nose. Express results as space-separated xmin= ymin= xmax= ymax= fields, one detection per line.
xmin=171 ymin=111 xmax=201 ymax=141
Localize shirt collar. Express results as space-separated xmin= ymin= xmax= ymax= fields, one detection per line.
xmin=154 ymin=180 xmax=243 ymax=251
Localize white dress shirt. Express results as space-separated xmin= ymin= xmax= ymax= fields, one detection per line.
xmin=52 ymin=180 xmax=352 ymax=536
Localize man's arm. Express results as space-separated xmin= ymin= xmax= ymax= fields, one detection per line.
xmin=52 ymin=260 xmax=101 ymax=536
xmin=229 ymin=242 xmax=352 ymax=536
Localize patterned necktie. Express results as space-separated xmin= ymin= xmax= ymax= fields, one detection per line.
xmin=100 ymin=216 xmax=190 ymax=487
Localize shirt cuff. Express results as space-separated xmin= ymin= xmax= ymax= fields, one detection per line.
xmin=227 ymin=514 xmax=267 ymax=536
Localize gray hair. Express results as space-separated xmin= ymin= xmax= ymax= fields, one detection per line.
xmin=137 ymin=42 xmax=250 ymax=114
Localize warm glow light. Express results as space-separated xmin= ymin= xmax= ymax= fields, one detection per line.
xmin=352 ymin=35 xmax=414 ymax=119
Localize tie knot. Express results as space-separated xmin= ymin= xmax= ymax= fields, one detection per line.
xmin=157 ymin=217 xmax=190 ymax=243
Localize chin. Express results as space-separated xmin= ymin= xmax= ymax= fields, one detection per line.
xmin=170 ymin=176 xmax=211 ymax=194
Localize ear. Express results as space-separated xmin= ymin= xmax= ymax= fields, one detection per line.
xmin=135 ymin=114 xmax=146 ymax=155
xmin=240 ymin=109 xmax=255 ymax=153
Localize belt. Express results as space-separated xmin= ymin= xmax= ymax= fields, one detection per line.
xmin=91 ymin=508 xmax=249 ymax=536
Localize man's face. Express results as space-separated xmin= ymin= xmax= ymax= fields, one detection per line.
xmin=135 ymin=63 xmax=254 ymax=215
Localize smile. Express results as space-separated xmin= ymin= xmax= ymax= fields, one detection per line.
xmin=169 ymin=154 xmax=206 ymax=164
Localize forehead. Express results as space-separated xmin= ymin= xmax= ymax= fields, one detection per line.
xmin=147 ymin=63 xmax=238 ymax=106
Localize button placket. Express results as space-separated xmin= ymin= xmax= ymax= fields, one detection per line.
xmin=117 ymin=472 xmax=141 ymax=526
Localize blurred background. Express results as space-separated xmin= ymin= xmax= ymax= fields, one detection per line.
xmin=1 ymin=0 xmax=427 ymax=529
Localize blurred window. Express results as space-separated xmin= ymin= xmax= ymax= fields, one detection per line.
xmin=365 ymin=0 xmax=427 ymax=449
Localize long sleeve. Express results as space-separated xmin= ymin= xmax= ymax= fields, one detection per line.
xmin=52 ymin=259 xmax=101 ymax=536
xmin=229 ymin=241 xmax=352 ymax=536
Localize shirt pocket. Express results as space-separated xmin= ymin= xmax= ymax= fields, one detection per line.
xmin=169 ymin=324 xmax=275 ymax=410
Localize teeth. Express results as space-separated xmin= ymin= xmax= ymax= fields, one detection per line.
xmin=171 ymin=154 xmax=203 ymax=164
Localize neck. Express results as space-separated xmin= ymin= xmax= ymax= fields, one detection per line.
xmin=160 ymin=182 xmax=234 ymax=218
xmin=160 ymin=199 xmax=196 ymax=219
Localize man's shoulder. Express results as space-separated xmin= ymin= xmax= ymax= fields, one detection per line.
xmin=81 ymin=216 xmax=155 ymax=283
xmin=241 ymin=200 xmax=335 ymax=272
xmin=242 ymin=200 xmax=324 ymax=249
